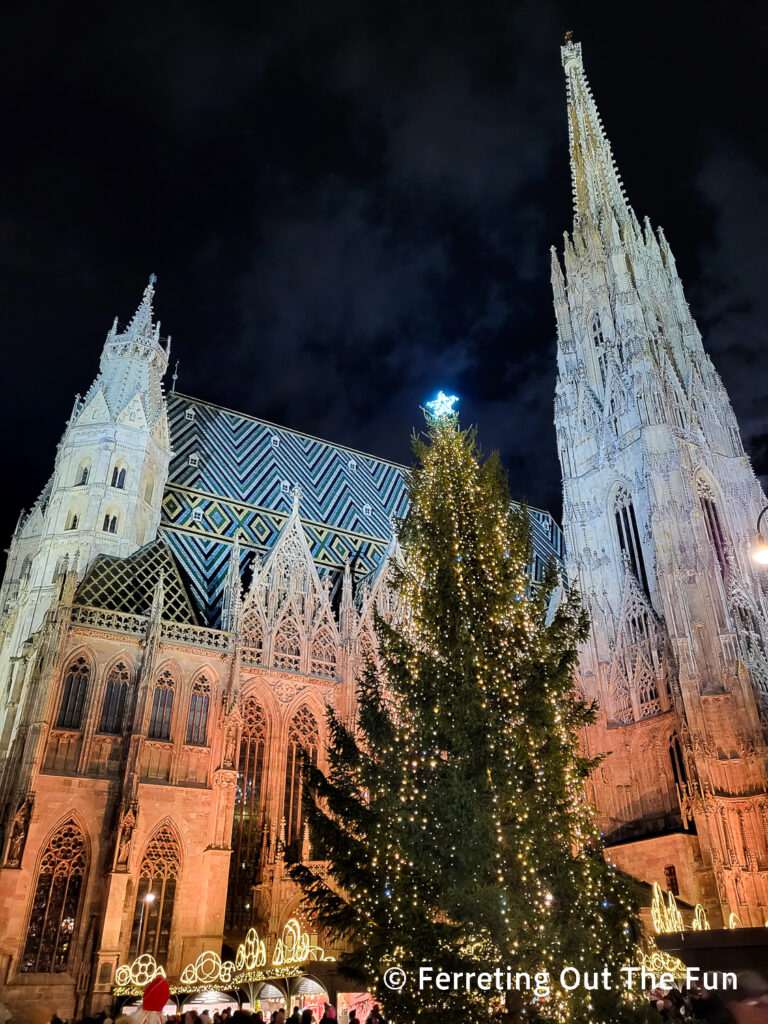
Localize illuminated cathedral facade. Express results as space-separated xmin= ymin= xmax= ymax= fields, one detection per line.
xmin=552 ymin=39 xmax=768 ymax=925
xmin=1 ymin=34 xmax=767 ymax=1024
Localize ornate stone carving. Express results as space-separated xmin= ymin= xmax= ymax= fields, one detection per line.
xmin=4 ymin=791 xmax=34 ymax=868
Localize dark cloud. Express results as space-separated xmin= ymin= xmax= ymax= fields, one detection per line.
xmin=1 ymin=0 xmax=768 ymax=548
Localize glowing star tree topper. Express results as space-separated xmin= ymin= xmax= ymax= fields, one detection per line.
xmin=425 ymin=390 xmax=459 ymax=419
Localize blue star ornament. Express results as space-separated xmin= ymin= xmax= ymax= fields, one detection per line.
xmin=426 ymin=390 xmax=459 ymax=418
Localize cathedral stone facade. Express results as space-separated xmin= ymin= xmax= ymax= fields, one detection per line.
xmin=2 ymin=35 xmax=767 ymax=1024
xmin=552 ymin=39 xmax=768 ymax=924
xmin=0 ymin=274 xmax=563 ymax=1019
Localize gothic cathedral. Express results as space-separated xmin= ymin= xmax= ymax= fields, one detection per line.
xmin=0 ymin=35 xmax=766 ymax=1024
xmin=552 ymin=39 xmax=768 ymax=924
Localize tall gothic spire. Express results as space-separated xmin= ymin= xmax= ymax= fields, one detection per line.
xmin=561 ymin=37 xmax=632 ymax=224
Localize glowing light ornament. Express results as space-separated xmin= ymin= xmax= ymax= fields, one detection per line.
xmin=425 ymin=390 xmax=459 ymax=418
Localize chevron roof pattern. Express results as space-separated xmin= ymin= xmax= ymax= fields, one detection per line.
xmin=161 ymin=392 xmax=564 ymax=625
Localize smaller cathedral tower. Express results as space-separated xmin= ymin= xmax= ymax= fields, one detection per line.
xmin=0 ymin=278 xmax=172 ymax=758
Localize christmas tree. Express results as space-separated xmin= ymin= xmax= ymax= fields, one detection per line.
xmin=291 ymin=398 xmax=653 ymax=1023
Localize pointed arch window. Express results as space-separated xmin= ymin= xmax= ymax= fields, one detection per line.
xmin=273 ymin=617 xmax=301 ymax=672
xmin=76 ymin=461 xmax=90 ymax=487
xmin=613 ymin=488 xmax=649 ymax=597
xmin=696 ymin=477 xmax=729 ymax=574
xmin=56 ymin=657 xmax=90 ymax=730
xmin=283 ymin=706 xmax=319 ymax=860
xmin=111 ymin=465 xmax=127 ymax=489
xmin=669 ymin=733 xmax=688 ymax=790
xmin=129 ymin=824 xmax=180 ymax=963
xmin=102 ymin=514 xmax=118 ymax=534
xmin=186 ymin=676 xmax=210 ymax=746
xmin=21 ymin=820 xmax=87 ymax=973
xmin=591 ymin=314 xmax=607 ymax=388
xmin=66 ymin=511 xmax=79 ymax=531
xmin=148 ymin=670 xmax=175 ymax=741
xmin=310 ymin=626 xmax=337 ymax=678
xmin=99 ymin=662 xmax=130 ymax=734
xmin=226 ymin=698 xmax=267 ymax=931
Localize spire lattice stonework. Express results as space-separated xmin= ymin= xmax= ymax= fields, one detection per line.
xmin=552 ymin=39 xmax=768 ymax=925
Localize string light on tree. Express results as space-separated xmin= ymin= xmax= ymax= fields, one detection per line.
xmin=291 ymin=401 xmax=646 ymax=1023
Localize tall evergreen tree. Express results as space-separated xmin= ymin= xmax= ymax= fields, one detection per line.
xmin=291 ymin=401 xmax=652 ymax=1023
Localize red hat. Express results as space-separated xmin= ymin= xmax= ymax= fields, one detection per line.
xmin=143 ymin=976 xmax=170 ymax=1012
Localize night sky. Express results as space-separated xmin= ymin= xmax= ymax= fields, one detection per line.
xmin=3 ymin=1 xmax=768 ymax=549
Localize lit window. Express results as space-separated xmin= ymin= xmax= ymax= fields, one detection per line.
xmin=21 ymin=821 xmax=87 ymax=973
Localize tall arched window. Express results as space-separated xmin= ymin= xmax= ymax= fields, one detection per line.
xmin=273 ymin=617 xmax=301 ymax=672
xmin=185 ymin=676 xmax=210 ymax=745
xmin=591 ymin=314 xmax=607 ymax=388
xmin=102 ymin=514 xmax=118 ymax=534
xmin=99 ymin=662 xmax=130 ymax=734
xmin=283 ymin=706 xmax=319 ymax=859
xmin=148 ymin=670 xmax=175 ymax=740
xmin=66 ymin=511 xmax=79 ymax=531
xmin=696 ymin=477 xmax=729 ymax=574
xmin=56 ymin=657 xmax=90 ymax=730
xmin=76 ymin=461 xmax=90 ymax=486
xmin=21 ymin=820 xmax=87 ymax=973
xmin=613 ymin=488 xmax=650 ymax=597
xmin=129 ymin=824 xmax=180 ymax=963
xmin=226 ymin=698 xmax=267 ymax=930
xmin=669 ymin=733 xmax=688 ymax=789
xmin=111 ymin=465 xmax=127 ymax=489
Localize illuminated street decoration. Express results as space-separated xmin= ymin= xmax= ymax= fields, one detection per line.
xmin=113 ymin=918 xmax=332 ymax=996
xmin=114 ymin=953 xmax=166 ymax=988
xmin=425 ymin=391 xmax=459 ymax=419
xmin=650 ymin=882 xmax=683 ymax=934
xmin=638 ymin=939 xmax=687 ymax=979
xmin=692 ymin=904 xmax=710 ymax=931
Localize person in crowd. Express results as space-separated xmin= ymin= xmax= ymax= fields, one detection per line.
xmin=300 ymin=1010 xmax=313 ymax=1024
xmin=346 ymin=1012 xmax=357 ymax=1024
xmin=318 ymin=1007 xmax=335 ymax=1024
xmin=364 ymin=1007 xmax=386 ymax=1024
xmin=722 ymin=972 xmax=768 ymax=1023
xmin=287 ymin=1008 xmax=300 ymax=1024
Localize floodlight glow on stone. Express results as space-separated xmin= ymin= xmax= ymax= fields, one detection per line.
xmin=426 ymin=391 xmax=459 ymax=417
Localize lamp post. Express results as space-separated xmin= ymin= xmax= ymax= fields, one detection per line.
xmin=751 ymin=506 xmax=768 ymax=565
xmin=137 ymin=891 xmax=155 ymax=953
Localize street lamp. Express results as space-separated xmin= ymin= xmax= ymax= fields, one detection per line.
xmin=752 ymin=506 xmax=768 ymax=565
xmin=138 ymin=891 xmax=156 ymax=953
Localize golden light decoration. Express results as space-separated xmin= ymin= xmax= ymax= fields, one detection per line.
xmin=114 ymin=919 xmax=332 ymax=996
xmin=639 ymin=939 xmax=687 ymax=979
xmin=114 ymin=953 xmax=166 ymax=988
xmin=692 ymin=904 xmax=710 ymax=931
xmin=235 ymin=927 xmax=267 ymax=971
xmin=651 ymin=882 xmax=684 ymax=934
xmin=728 ymin=912 xmax=743 ymax=930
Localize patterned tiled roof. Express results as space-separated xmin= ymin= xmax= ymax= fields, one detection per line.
xmin=160 ymin=392 xmax=564 ymax=626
